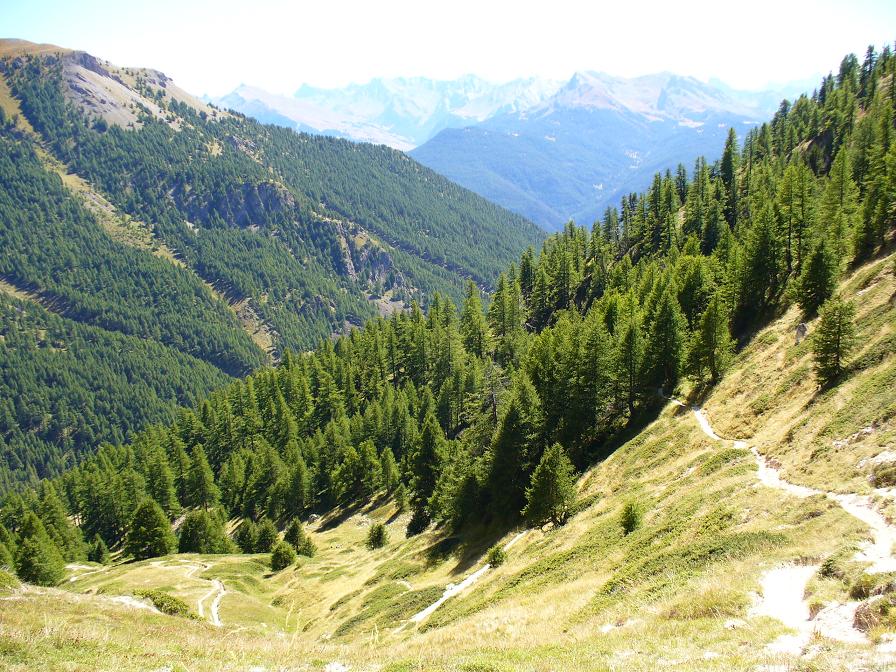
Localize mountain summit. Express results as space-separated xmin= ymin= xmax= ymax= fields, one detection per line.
xmin=213 ymin=75 xmax=562 ymax=150
xmin=410 ymin=71 xmax=798 ymax=229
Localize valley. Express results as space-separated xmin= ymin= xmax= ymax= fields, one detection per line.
xmin=0 ymin=18 xmax=894 ymax=672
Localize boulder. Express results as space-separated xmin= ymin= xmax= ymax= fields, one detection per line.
xmin=795 ymin=323 xmax=809 ymax=344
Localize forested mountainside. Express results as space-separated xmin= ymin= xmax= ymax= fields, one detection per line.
xmin=0 ymin=40 xmax=541 ymax=486
xmin=1 ymin=41 xmax=893 ymax=586
xmin=410 ymin=71 xmax=775 ymax=230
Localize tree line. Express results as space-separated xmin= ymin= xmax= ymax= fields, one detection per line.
xmin=0 ymin=42 xmax=893 ymax=584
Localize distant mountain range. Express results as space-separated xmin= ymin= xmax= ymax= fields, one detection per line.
xmin=215 ymin=72 xmax=813 ymax=230
xmin=411 ymin=72 xmax=805 ymax=229
xmin=212 ymin=76 xmax=562 ymax=151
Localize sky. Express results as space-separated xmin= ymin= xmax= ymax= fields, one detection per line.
xmin=2 ymin=0 xmax=895 ymax=97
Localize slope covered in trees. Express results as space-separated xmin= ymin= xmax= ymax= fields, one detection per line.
xmin=0 ymin=40 xmax=542 ymax=488
xmin=0 ymin=43 xmax=894 ymax=597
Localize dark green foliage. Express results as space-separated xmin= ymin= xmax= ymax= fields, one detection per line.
xmin=254 ymin=518 xmax=279 ymax=553
xmin=87 ymin=534 xmax=110 ymax=564
xmin=0 ymin=542 xmax=14 ymax=571
xmin=270 ymin=540 xmax=296 ymax=571
xmin=620 ymin=501 xmax=643 ymax=535
xmin=689 ymin=293 xmax=734 ymax=384
xmin=283 ymin=519 xmax=316 ymax=557
xmin=124 ymin=499 xmax=176 ymax=560
xmin=812 ymin=297 xmax=857 ymax=386
xmin=14 ymin=513 xmax=64 ymax=585
xmin=406 ymin=508 xmax=430 ymax=537
xmin=798 ymin=240 xmax=838 ymax=318
xmin=234 ymin=520 xmax=258 ymax=553
xmin=486 ymin=544 xmax=507 ymax=567
xmin=487 ymin=374 xmax=544 ymax=516
xmin=645 ymin=288 xmax=686 ymax=390
xmin=178 ymin=510 xmax=232 ymax=554
xmin=4 ymin=43 xmax=894 ymax=561
xmin=0 ymin=51 xmax=540 ymax=493
xmin=134 ymin=589 xmax=198 ymax=618
xmin=522 ymin=444 xmax=577 ymax=527
xmin=366 ymin=523 xmax=389 ymax=550
xmin=0 ymin=292 xmax=230 ymax=490
xmin=186 ymin=445 xmax=220 ymax=511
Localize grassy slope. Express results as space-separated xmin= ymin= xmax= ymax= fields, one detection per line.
xmin=2 ymin=253 xmax=894 ymax=672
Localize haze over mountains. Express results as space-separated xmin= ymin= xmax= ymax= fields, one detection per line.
xmin=216 ymin=71 xmax=812 ymax=229
xmin=213 ymin=76 xmax=562 ymax=151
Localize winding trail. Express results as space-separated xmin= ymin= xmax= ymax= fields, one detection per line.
xmin=398 ymin=531 xmax=527 ymax=630
xmin=149 ymin=559 xmax=225 ymax=626
xmin=65 ymin=563 xmax=107 ymax=583
xmin=667 ymin=394 xmax=883 ymax=651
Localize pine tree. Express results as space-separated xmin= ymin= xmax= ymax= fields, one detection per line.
xmin=283 ymin=519 xmax=316 ymax=557
xmin=178 ymin=510 xmax=230 ymax=554
xmin=645 ymin=288 xmax=686 ymax=390
xmin=15 ymin=512 xmax=65 ymax=586
xmin=737 ymin=204 xmax=782 ymax=322
xmin=812 ymin=297 xmax=856 ymax=387
xmin=411 ymin=411 xmax=446 ymax=519
xmin=186 ymin=445 xmax=220 ymax=511
xmin=720 ymin=128 xmax=739 ymax=226
xmin=88 ymin=534 xmax=110 ymax=564
xmin=124 ymin=499 xmax=176 ymax=560
xmin=460 ymin=280 xmax=488 ymax=359
xmin=689 ymin=293 xmax=734 ymax=384
xmin=365 ymin=522 xmax=388 ymax=549
xmin=146 ymin=449 xmax=180 ymax=518
xmin=522 ymin=444 xmax=577 ymax=527
xmin=820 ymin=149 xmax=859 ymax=261
xmin=254 ymin=517 xmax=279 ymax=553
xmin=285 ymin=458 xmax=311 ymax=518
xmin=234 ymin=520 xmax=258 ymax=553
xmin=487 ymin=374 xmax=544 ymax=515
xmin=616 ymin=299 xmax=644 ymax=415
xmin=798 ymin=239 xmax=837 ymax=318
xmin=358 ymin=440 xmax=382 ymax=497
xmin=38 ymin=484 xmax=84 ymax=561
xmin=380 ymin=447 xmax=401 ymax=494
xmin=16 ymin=536 xmax=65 ymax=586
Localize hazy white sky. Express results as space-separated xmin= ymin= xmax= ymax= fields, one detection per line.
xmin=3 ymin=0 xmax=894 ymax=96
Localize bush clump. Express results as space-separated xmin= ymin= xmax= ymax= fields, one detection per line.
xmin=270 ymin=541 xmax=297 ymax=571
xmin=366 ymin=523 xmax=389 ymax=550
xmin=486 ymin=544 xmax=507 ymax=567
xmin=133 ymin=589 xmax=197 ymax=618
xmin=620 ymin=501 xmax=643 ymax=535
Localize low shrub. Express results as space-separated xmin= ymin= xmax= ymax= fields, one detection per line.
xmin=486 ymin=544 xmax=507 ymax=567
xmin=133 ymin=589 xmax=197 ymax=618
xmin=620 ymin=501 xmax=643 ymax=535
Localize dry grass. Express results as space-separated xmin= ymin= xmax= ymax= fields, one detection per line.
xmin=707 ymin=251 xmax=896 ymax=496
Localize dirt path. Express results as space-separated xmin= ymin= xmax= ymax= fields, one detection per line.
xmin=669 ymin=396 xmax=877 ymax=650
xmin=399 ymin=531 xmax=527 ymax=630
xmin=65 ymin=563 xmax=107 ymax=583
xmin=149 ymin=559 xmax=224 ymax=626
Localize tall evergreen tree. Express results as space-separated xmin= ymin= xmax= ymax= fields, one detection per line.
xmin=812 ymin=297 xmax=856 ymax=387
xmin=15 ymin=512 xmax=65 ymax=586
xmin=798 ymin=239 xmax=838 ymax=318
xmin=645 ymin=288 xmax=686 ymax=390
xmin=689 ymin=293 xmax=735 ymax=384
xmin=186 ymin=445 xmax=220 ymax=511
xmin=124 ymin=499 xmax=176 ymax=560
xmin=522 ymin=443 xmax=577 ymax=527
